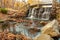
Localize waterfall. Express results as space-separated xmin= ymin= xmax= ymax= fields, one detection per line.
xmin=42 ymin=8 xmax=50 ymax=20
xmin=28 ymin=8 xmax=35 ymax=19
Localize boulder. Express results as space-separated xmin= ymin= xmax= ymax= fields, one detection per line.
xmin=41 ymin=19 xmax=59 ymax=37
xmin=34 ymin=34 xmax=54 ymax=40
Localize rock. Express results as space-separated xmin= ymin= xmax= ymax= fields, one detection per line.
xmin=34 ymin=34 xmax=54 ymax=40
xmin=41 ymin=19 xmax=59 ymax=37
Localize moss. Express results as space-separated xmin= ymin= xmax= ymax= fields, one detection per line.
xmin=0 ymin=8 xmax=8 ymax=14
xmin=0 ymin=20 xmax=4 ymax=23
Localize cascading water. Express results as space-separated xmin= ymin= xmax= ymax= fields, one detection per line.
xmin=38 ymin=8 xmax=43 ymax=19
xmin=8 ymin=8 xmax=41 ymax=40
xmin=42 ymin=8 xmax=50 ymax=20
xmin=27 ymin=8 xmax=41 ymax=40
xmin=28 ymin=8 xmax=35 ymax=19
xmin=28 ymin=8 xmax=36 ymax=28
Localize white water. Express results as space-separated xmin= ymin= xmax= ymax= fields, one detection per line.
xmin=42 ymin=8 xmax=50 ymax=20
xmin=28 ymin=8 xmax=35 ymax=19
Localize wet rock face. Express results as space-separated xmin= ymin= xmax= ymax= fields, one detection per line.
xmin=53 ymin=0 xmax=60 ymax=19
xmin=52 ymin=1 xmax=60 ymax=34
